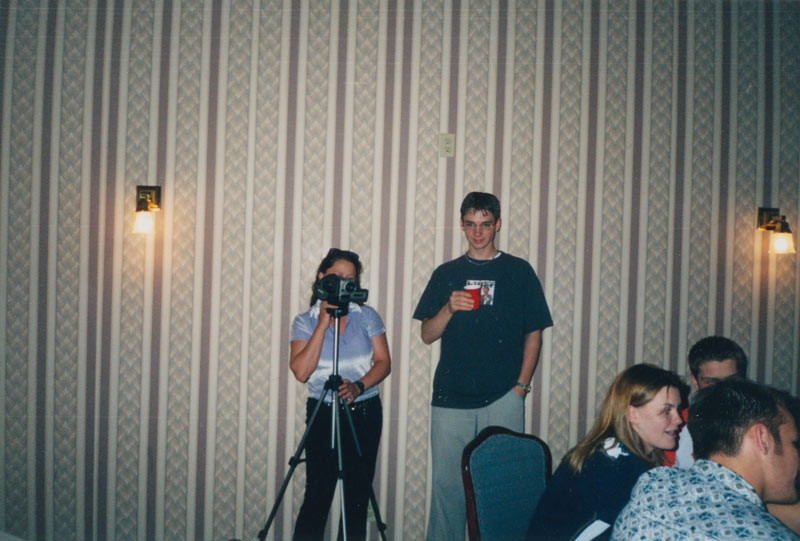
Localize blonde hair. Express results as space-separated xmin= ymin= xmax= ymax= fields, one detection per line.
xmin=564 ymin=364 xmax=685 ymax=474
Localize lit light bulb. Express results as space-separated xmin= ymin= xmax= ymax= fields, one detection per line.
xmin=770 ymin=231 xmax=795 ymax=254
xmin=133 ymin=211 xmax=155 ymax=234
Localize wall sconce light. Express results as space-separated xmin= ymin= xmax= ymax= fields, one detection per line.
xmin=757 ymin=207 xmax=796 ymax=254
xmin=133 ymin=185 xmax=161 ymax=234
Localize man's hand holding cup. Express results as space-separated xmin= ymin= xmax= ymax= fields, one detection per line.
xmin=464 ymin=284 xmax=481 ymax=310
xmin=448 ymin=285 xmax=480 ymax=313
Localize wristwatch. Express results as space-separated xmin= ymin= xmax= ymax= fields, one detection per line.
xmin=515 ymin=382 xmax=531 ymax=394
xmin=354 ymin=381 xmax=366 ymax=394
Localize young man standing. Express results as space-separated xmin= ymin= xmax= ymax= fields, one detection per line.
xmin=413 ymin=192 xmax=553 ymax=541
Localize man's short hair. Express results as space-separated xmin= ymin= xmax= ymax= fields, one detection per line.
xmin=460 ymin=192 xmax=501 ymax=221
xmin=784 ymin=393 xmax=800 ymax=429
xmin=688 ymin=379 xmax=787 ymax=460
xmin=687 ymin=336 xmax=748 ymax=379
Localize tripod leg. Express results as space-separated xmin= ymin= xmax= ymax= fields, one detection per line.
xmin=257 ymin=389 xmax=332 ymax=541
xmin=339 ymin=402 xmax=388 ymax=541
xmin=333 ymin=394 xmax=349 ymax=540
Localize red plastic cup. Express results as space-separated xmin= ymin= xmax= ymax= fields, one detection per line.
xmin=465 ymin=284 xmax=480 ymax=310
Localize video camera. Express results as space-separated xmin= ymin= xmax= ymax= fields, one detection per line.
xmin=314 ymin=274 xmax=369 ymax=307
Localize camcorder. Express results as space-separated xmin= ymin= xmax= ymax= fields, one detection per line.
xmin=314 ymin=274 xmax=368 ymax=307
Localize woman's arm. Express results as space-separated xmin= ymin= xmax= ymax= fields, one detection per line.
xmin=338 ymin=333 xmax=392 ymax=403
xmin=290 ymin=301 xmax=353 ymax=382
xmin=289 ymin=309 xmax=332 ymax=383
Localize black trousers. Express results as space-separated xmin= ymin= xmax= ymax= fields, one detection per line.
xmin=293 ymin=395 xmax=382 ymax=541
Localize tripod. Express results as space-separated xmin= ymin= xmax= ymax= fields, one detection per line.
xmin=257 ymin=305 xmax=388 ymax=541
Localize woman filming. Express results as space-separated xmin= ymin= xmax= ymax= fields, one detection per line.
xmin=289 ymin=248 xmax=391 ymax=541
xmin=526 ymin=363 xmax=687 ymax=541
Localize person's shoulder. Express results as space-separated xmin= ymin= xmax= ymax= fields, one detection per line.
xmin=581 ymin=440 xmax=635 ymax=473
xmin=568 ymin=443 xmax=646 ymax=491
xmin=598 ymin=440 xmax=652 ymax=477
xmin=290 ymin=306 xmax=317 ymax=336
xmin=602 ymin=439 xmax=643 ymax=464
xmin=293 ymin=305 xmax=315 ymax=321
xmin=642 ymin=465 xmax=679 ymax=480
xmin=440 ymin=254 xmax=469 ymax=269
xmin=358 ymin=303 xmax=388 ymax=329
xmin=357 ymin=303 xmax=381 ymax=319
xmin=498 ymin=251 xmax=527 ymax=264
xmin=690 ymin=458 xmax=746 ymax=487
xmin=499 ymin=252 xmax=536 ymax=272
xmin=691 ymin=459 xmax=727 ymax=478
xmin=427 ymin=255 xmax=469 ymax=278
xmin=630 ymin=464 xmax=689 ymax=497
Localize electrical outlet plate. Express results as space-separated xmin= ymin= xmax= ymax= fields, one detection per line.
xmin=439 ymin=133 xmax=455 ymax=158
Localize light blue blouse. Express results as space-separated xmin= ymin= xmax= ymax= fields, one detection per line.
xmin=291 ymin=302 xmax=385 ymax=403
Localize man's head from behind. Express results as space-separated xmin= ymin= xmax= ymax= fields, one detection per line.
xmin=689 ymin=379 xmax=799 ymax=504
xmin=688 ymin=336 xmax=748 ymax=389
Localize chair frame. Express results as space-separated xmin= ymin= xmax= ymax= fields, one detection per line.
xmin=461 ymin=425 xmax=552 ymax=541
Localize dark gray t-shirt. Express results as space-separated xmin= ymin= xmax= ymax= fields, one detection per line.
xmin=413 ymin=252 xmax=552 ymax=408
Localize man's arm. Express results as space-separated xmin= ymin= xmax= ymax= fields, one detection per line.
xmin=513 ymin=329 xmax=542 ymax=397
xmin=420 ymin=290 xmax=474 ymax=344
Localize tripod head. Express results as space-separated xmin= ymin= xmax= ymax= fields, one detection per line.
xmin=326 ymin=304 xmax=349 ymax=318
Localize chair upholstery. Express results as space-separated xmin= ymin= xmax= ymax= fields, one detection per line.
xmin=462 ymin=426 xmax=552 ymax=541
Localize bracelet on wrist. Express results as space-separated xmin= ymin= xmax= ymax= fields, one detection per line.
xmin=354 ymin=381 xmax=365 ymax=394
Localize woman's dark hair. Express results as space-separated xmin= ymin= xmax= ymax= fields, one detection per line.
xmin=309 ymin=248 xmax=364 ymax=306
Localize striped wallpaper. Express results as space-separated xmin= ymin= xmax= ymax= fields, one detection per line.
xmin=2 ymin=0 xmax=799 ymax=539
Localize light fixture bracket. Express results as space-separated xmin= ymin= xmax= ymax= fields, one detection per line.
xmin=757 ymin=207 xmax=780 ymax=230
xmin=136 ymin=185 xmax=161 ymax=212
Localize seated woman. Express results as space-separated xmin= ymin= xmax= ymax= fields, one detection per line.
xmin=526 ymin=364 xmax=687 ymax=541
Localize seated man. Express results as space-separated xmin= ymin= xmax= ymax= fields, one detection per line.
xmin=662 ymin=336 xmax=799 ymax=534
xmin=612 ymin=379 xmax=799 ymax=540
xmin=768 ymin=394 xmax=800 ymax=535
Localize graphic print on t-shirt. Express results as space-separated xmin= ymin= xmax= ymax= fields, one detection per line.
xmin=466 ymin=279 xmax=495 ymax=306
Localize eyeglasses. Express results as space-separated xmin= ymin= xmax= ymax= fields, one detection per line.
xmin=461 ymin=220 xmax=496 ymax=231
xmin=327 ymin=248 xmax=360 ymax=261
